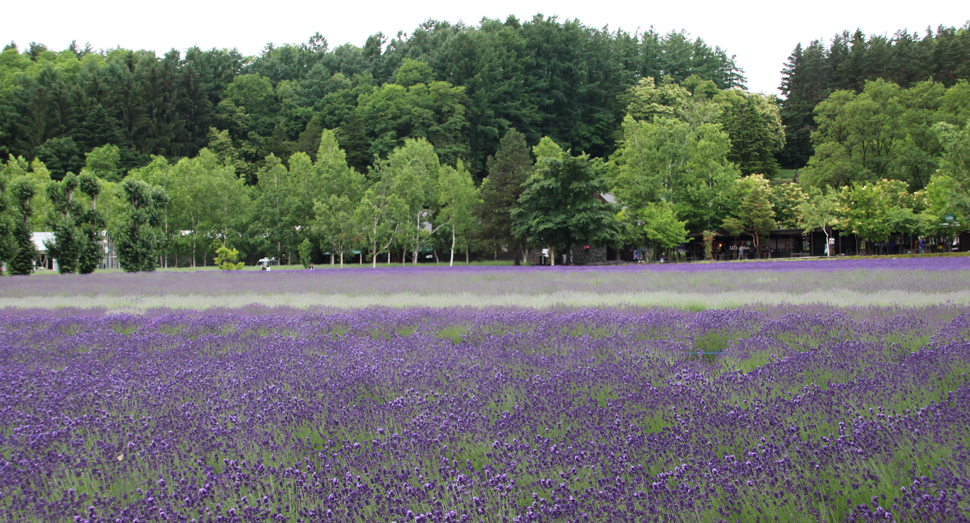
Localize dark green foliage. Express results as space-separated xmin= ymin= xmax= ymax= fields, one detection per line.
xmin=779 ymin=23 xmax=970 ymax=168
xmin=0 ymin=20 xmax=746 ymax=178
xmin=0 ymin=176 xmax=13 ymax=274
xmin=44 ymin=173 xmax=83 ymax=273
xmin=479 ymin=128 xmax=532 ymax=250
xmin=73 ymin=105 xmax=122 ymax=153
xmin=295 ymin=117 xmax=323 ymax=161
xmin=35 ymin=137 xmax=83 ymax=181
xmin=76 ymin=174 xmax=104 ymax=274
xmin=338 ymin=113 xmax=371 ymax=174
xmin=511 ymin=154 xmax=621 ymax=263
xmin=722 ymin=185 xmax=776 ymax=258
xmin=115 ymin=178 xmax=167 ymax=272
xmin=10 ymin=65 xmax=77 ymax=158
xmin=8 ymin=178 xmax=36 ymax=275
xmin=298 ymin=238 xmax=312 ymax=269
xmin=718 ymin=92 xmax=783 ymax=177
xmin=43 ymin=172 xmax=104 ymax=274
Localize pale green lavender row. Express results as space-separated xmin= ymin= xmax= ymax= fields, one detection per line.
xmin=1 ymin=257 xmax=969 ymax=311
xmin=3 ymin=289 xmax=970 ymax=312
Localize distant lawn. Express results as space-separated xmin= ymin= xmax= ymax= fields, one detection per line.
xmin=28 ymin=259 xmax=518 ymax=275
xmin=774 ymin=169 xmax=797 ymax=182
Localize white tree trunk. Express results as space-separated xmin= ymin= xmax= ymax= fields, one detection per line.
xmin=449 ymin=226 xmax=456 ymax=267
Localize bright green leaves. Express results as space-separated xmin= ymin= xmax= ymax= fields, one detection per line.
xmin=512 ymin=150 xmax=620 ymax=264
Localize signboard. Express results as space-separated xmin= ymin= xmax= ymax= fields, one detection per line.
xmin=945 ymin=214 xmax=956 ymax=222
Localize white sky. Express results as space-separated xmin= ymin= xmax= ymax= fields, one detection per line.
xmin=3 ymin=0 xmax=966 ymax=96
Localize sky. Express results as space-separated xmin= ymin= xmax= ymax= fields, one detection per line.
xmin=3 ymin=0 xmax=967 ymax=96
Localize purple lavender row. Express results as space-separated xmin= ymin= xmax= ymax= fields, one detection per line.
xmin=1 ymin=306 xmax=969 ymax=522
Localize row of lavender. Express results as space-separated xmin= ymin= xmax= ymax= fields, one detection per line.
xmin=2 ymin=256 xmax=969 ymax=301
xmin=2 ymin=305 xmax=969 ymax=522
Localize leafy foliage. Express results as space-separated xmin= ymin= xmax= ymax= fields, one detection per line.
xmin=115 ymin=178 xmax=167 ymax=272
xmin=722 ymin=182 xmax=776 ymax=258
xmin=512 ymin=150 xmax=620 ymax=263
xmin=213 ymin=241 xmax=244 ymax=270
xmin=478 ymin=128 xmax=532 ymax=252
xmin=7 ymin=177 xmax=36 ymax=274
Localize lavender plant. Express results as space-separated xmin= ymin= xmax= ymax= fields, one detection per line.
xmin=1 ymin=305 xmax=968 ymax=522
xmin=1 ymin=256 xmax=969 ymax=311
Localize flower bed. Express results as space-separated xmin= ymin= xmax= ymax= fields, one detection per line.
xmin=2 ymin=305 xmax=969 ymax=522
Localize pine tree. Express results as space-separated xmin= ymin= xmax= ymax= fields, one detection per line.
xmin=338 ymin=113 xmax=371 ymax=174
xmin=74 ymin=105 xmax=123 ymax=153
xmin=479 ymin=128 xmax=532 ymax=257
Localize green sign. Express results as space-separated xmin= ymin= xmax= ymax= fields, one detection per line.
xmin=945 ymin=214 xmax=956 ymax=222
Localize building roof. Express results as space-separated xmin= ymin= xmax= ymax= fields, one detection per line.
xmin=31 ymin=232 xmax=55 ymax=252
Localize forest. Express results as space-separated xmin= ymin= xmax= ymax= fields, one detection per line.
xmin=0 ymin=16 xmax=968 ymax=272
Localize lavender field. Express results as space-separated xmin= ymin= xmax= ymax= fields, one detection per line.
xmin=2 ymin=260 xmax=970 ymax=522
xmin=2 ymin=257 xmax=970 ymax=311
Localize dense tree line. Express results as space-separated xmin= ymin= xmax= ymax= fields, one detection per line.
xmin=779 ymin=23 xmax=970 ymax=167
xmin=2 ymin=17 xmax=969 ymax=273
xmin=0 ymin=15 xmax=743 ymax=182
xmin=607 ymin=67 xmax=970 ymax=259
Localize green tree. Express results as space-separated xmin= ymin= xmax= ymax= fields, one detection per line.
xmin=128 ymin=156 xmax=179 ymax=266
xmin=478 ymin=128 xmax=532 ymax=261
xmin=796 ymin=187 xmax=840 ymax=256
xmin=355 ymin=80 xmax=468 ymax=165
xmin=934 ymin=118 xmax=970 ymax=185
xmin=802 ymin=80 xmax=905 ymax=189
xmin=213 ymin=241 xmax=244 ymax=270
xmin=76 ymin=174 xmax=105 ymax=274
xmin=44 ymin=173 xmax=83 ymax=273
xmin=722 ymin=183 xmax=776 ymax=258
xmin=357 ymin=160 xmax=407 ymax=267
xmin=115 ymin=178 xmax=168 ymax=272
xmin=437 ymin=160 xmax=480 ymax=265
xmin=639 ymin=202 xmax=689 ymax=254
xmin=610 ymin=115 xmax=739 ymax=232
xmin=73 ymin=104 xmax=122 ymax=152
xmin=895 ymin=80 xmax=945 ymax=190
xmin=920 ymin=174 xmax=969 ymax=242
xmin=298 ymin=238 xmax=313 ymax=269
xmin=394 ymin=58 xmax=435 ymax=87
xmin=160 ymin=149 xmax=246 ymax=266
xmin=83 ymin=144 xmax=123 ymax=182
xmin=312 ymin=132 xmax=365 ymax=268
xmin=35 ymin=137 xmax=83 ymax=181
xmin=715 ymin=89 xmax=785 ymax=178
xmin=620 ymin=77 xmax=690 ymax=123
xmin=387 ymin=138 xmax=442 ymax=264
xmin=838 ymin=181 xmax=896 ymax=253
xmin=512 ymin=151 xmax=620 ymax=265
xmin=769 ymin=182 xmax=807 ymax=229
xmin=8 ymin=177 xmax=37 ymax=274
xmin=248 ymin=154 xmax=290 ymax=264
xmin=0 ymin=174 xmax=13 ymax=273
